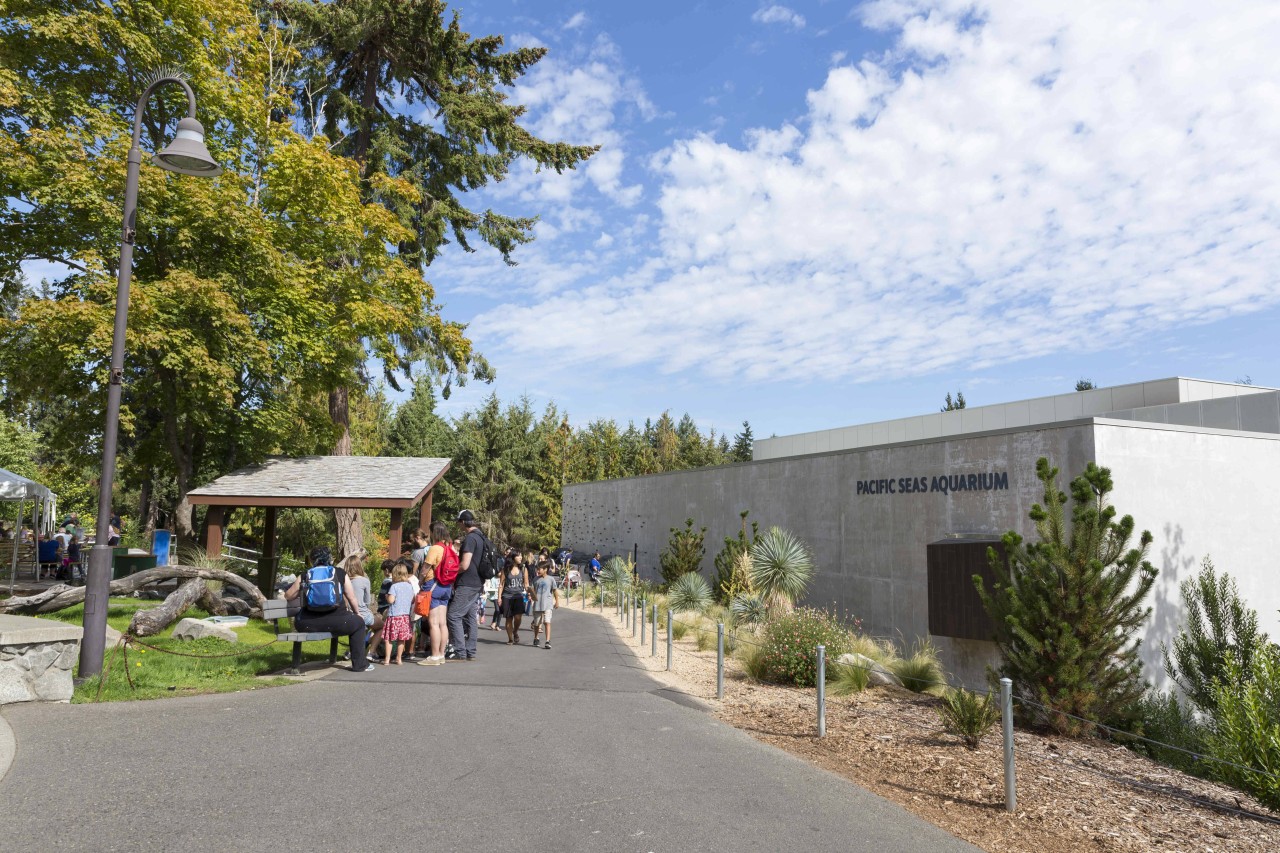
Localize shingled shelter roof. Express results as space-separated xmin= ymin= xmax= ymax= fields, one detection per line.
xmin=187 ymin=456 xmax=451 ymax=509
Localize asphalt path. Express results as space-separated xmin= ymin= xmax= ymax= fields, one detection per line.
xmin=0 ymin=606 xmax=978 ymax=852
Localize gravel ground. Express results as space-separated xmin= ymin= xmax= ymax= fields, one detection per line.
xmin=599 ymin=607 xmax=1280 ymax=853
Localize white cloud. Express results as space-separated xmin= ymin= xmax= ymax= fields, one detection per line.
xmin=752 ymin=5 xmax=807 ymax=30
xmin=473 ymin=0 xmax=1280 ymax=386
xmin=564 ymin=11 xmax=587 ymax=30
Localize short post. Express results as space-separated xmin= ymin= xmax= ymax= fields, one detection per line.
xmin=816 ymin=644 xmax=826 ymax=737
xmin=666 ymin=608 xmax=673 ymax=671
xmin=599 ymin=582 xmax=603 ymax=613
xmin=632 ymin=596 xmax=638 ymax=638
xmin=640 ymin=598 xmax=646 ymax=645
xmin=651 ymin=604 xmax=658 ymax=657
xmin=716 ymin=622 xmax=724 ymax=699
xmin=1001 ymin=677 xmax=1016 ymax=813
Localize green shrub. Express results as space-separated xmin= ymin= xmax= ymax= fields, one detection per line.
xmin=847 ymin=633 xmax=897 ymax=666
xmin=829 ymin=661 xmax=871 ymax=696
xmin=758 ymin=608 xmax=853 ymax=687
xmin=1204 ymin=642 xmax=1280 ymax=810
xmin=671 ymin=618 xmax=691 ymax=641
xmin=668 ymin=572 xmax=713 ymax=614
xmin=695 ymin=621 xmax=717 ymax=652
xmin=730 ymin=594 xmax=768 ymax=628
xmin=1163 ymin=557 xmax=1266 ymax=716
xmin=660 ymin=518 xmax=706 ymax=585
xmin=889 ymin=638 xmax=947 ymax=695
xmin=749 ymin=527 xmax=815 ymax=615
xmin=1130 ymin=691 xmax=1209 ymax=776
xmin=938 ymin=688 xmax=1000 ymax=749
xmin=713 ymin=510 xmax=759 ymax=604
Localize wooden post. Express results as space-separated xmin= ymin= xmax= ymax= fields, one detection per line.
xmin=204 ymin=506 xmax=224 ymax=562
xmin=421 ymin=490 xmax=434 ymax=527
xmin=260 ymin=506 xmax=278 ymax=596
xmin=389 ymin=508 xmax=403 ymax=560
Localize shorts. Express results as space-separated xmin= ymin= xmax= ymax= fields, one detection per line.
xmin=501 ymin=596 xmax=525 ymax=619
xmin=532 ymin=610 xmax=552 ymax=628
xmin=361 ymin=612 xmax=374 ymax=627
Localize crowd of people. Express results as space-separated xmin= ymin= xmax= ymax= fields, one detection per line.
xmin=284 ymin=509 xmax=566 ymax=673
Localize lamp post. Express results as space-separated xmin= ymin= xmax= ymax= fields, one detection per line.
xmin=79 ymin=75 xmax=222 ymax=680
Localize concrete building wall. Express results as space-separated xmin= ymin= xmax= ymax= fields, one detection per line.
xmin=1093 ymin=421 xmax=1280 ymax=690
xmin=563 ymin=422 xmax=1095 ymax=686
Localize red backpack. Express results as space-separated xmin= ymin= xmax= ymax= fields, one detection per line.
xmin=435 ymin=542 xmax=460 ymax=586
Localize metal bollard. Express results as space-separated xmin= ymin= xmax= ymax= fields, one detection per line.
xmin=716 ymin=622 xmax=724 ymax=699
xmin=640 ymin=598 xmax=646 ymax=645
xmin=1001 ymin=677 xmax=1016 ymax=813
xmin=666 ymin=609 xmax=673 ymax=671
xmin=632 ymin=597 xmax=638 ymax=638
xmin=651 ymin=604 xmax=658 ymax=657
xmin=816 ymin=645 xmax=826 ymax=737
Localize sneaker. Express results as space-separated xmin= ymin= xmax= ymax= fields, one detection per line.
xmin=543 ymin=643 xmax=551 ymax=649
xmin=465 ymin=656 xmax=477 ymax=662
xmin=417 ymin=657 xmax=442 ymax=666
xmin=531 ymin=638 xmax=540 ymax=648
xmin=359 ymin=664 xmax=376 ymax=672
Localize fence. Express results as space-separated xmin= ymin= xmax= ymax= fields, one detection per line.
xmin=585 ymin=587 xmax=1280 ymax=828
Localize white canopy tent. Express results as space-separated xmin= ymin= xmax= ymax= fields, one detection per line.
xmin=0 ymin=467 xmax=58 ymax=593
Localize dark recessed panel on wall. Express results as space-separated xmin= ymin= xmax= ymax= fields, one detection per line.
xmin=927 ymin=538 xmax=1005 ymax=641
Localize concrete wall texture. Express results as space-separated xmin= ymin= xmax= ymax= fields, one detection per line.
xmin=563 ymin=415 xmax=1280 ymax=690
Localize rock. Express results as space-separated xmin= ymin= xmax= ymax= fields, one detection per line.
xmin=171 ymin=618 xmax=237 ymax=643
xmin=104 ymin=625 xmax=123 ymax=647
xmin=836 ymin=652 xmax=903 ymax=687
xmin=220 ymin=597 xmax=251 ymax=616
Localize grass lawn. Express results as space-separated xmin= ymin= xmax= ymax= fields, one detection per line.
xmin=36 ymin=597 xmax=345 ymax=703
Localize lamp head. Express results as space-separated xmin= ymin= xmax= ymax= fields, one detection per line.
xmin=152 ymin=117 xmax=221 ymax=177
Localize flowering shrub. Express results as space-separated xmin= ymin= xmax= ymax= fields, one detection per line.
xmin=758 ymin=608 xmax=854 ymax=687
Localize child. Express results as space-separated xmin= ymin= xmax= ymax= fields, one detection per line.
xmin=406 ymin=565 xmax=422 ymax=659
xmin=380 ymin=562 xmax=415 ymax=665
xmin=529 ymin=561 xmax=560 ymax=649
xmin=483 ymin=573 xmax=502 ymax=631
xmin=370 ymin=559 xmax=396 ymax=660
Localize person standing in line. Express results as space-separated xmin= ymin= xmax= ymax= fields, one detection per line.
xmin=529 ymin=561 xmax=560 ymax=649
xmin=446 ymin=510 xmax=486 ymax=661
xmin=417 ymin=522 xmax=455 ymax=664
xmin=379 ymin=561 xmax=416 ymax=665
xmin=483 ymin=571 xmax=502 ymax=631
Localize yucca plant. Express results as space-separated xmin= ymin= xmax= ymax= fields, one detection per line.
xmin=731 ymin=594 xmax=769 ymax=628
xmin=598 ymin=555 xmax=634 ymax=599
xmin=938 ymin=688 xmax=1000 ymax=749
xmin=668 ymin=572 xmax=713 ymax=614
xmin=889 ymin=637 xmax=948 ymax=695
xmin=748 ymin=527 xmax=815 ymax=616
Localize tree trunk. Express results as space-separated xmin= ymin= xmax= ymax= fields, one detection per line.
xmin=0 ymin=565 xmax=267 ymax=616
xmin=128 ymin=578 xmax=207 ymax=637
xmin=330 ymin=385 xmax=363 ymax=558
xmin=196 ymin=583 xmax=230 ymax=616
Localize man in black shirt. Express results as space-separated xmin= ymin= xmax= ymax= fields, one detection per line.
xmin=446 ymin=509 xmax=485 ymax=661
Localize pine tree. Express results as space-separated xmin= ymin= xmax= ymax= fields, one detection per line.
xmin=659 ymin=518 xmax=706 ymax=586
xmin=941 ymin=391 xmax=967 ymax=411
xmin=731 ymin=421 xmax=754 ymax=462
xmin=1075 ymin=379 xmax=1096 ymax=391
xmin=975 ymin=457 xmax=1157 ymax=735
xmin=713 ymin=510 xmax=758 ymax=604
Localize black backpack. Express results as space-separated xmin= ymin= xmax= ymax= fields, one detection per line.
xmin=476 ymin=533 xmax=500 ymax=581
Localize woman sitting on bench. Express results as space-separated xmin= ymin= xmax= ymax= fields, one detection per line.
xmin=283 ymin=546 xmax=374 ymax=673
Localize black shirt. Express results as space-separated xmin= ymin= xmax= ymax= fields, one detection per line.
xmin=456 ymin=528 xmax=485 ymax=590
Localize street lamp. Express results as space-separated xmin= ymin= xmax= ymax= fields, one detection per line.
xmin=79 ymin=74 xmax=222 ymax=680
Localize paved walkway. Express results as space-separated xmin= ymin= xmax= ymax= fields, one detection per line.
xmin=0 ymin=608 xmax=978 ymax=852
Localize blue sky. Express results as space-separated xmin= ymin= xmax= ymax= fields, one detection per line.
xmin=24 ymin=1 xmax=1280 ymax=440
xmin=422 ymin=0 xmax=1280 ymax=438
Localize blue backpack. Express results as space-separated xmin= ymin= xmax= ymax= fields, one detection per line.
xmin=302 ymin=565 xmax=341 ymax=612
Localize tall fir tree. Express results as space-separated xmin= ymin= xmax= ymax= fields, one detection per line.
xmin=731 ymin=421 xmax=754 ymax=462
xmin=976 ymin=457 xmax=1157 ymax=735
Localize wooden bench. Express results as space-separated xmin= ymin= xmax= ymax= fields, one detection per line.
xmin=261 ymin=598 xmax=340 ymax=676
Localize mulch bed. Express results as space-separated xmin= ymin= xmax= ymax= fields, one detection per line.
xmin=603 ymin=612 xmax=1280 ymax=852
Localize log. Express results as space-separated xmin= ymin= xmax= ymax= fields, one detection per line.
xmin=196 ymin=583 xmax=230 ymax=617
xmin=0 ymin=565 xmax=267 ymax=616
xmin=128 ymin=578 xmax=207 ymax=637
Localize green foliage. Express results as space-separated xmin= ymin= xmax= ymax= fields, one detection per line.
xmin=671 ymin=618 xmax=690 ymax=641
xmin=730 ymin=421 xmax=754 ymax=462
xmin=748 ymin=527 xmax=815 ymax=616
xmin=1163 ymin=556 xmax=1266 ymax=716
xmin=738 ymin=637 xmax=770 ymax=681
xmin=941 ymin=391 xmax=966 ymax=411
xmin=888 ymin=638 xmax=947 ymax=695
xmin=1204 ymin=642 xmax=1280 ymax=810
xmin=938 ymin=689 xmax=1001 ymax=749
xmin=976 ymin=457 xmax=1157 ymax=735
xmin=829 ymin=661 xmax=871 ymax=696
xmin=758 ymin=608 xmax=854 ymax=688
xmin=730 ymin=594 xmax=769 ymax=628
xmin=713 ymin=510 xmax=758 ymax=604
xmin=1131 ymin=691 xmax=1209 ymax=776
xmin=660 ymin=518 xmax=706 ymax=585
xmin=668 ymin=572 xmax=713 ymax=614
xmin=598 ymin=555 xmax=634 ymax=593
xmin=1075 ymin=379 xmax=1096 ymax=391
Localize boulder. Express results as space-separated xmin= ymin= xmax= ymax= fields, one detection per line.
xmin=836 ymin=652 xmax=903 ymax=687
xmin=171 ymin=618 xmax=237 ymax=643
xmin=220 ymin=597 xmax=251 ymax=616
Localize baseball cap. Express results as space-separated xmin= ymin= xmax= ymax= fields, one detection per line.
xmin=457 ymin=509 xmax=476 ymax=524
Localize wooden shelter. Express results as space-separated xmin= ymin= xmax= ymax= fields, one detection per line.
xmin=187 ymin=456 xmax=450 ymax=591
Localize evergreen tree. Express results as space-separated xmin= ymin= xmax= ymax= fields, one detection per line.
xmin=713 ymin=510 xmax=758 ymax=604
xmin=386 ymin=377 xmax=454 ymax=459
xmin=659 ymin=518 xmax=706 ymax=585
xmin=731 ymin=421 xmax=754 ymax=462
xmin=975 ymin=457 xmax=1157 ymax=735
xmin=1075 ymin=379 xmax=1096 ymax=391
xmin=941 ymin=391 xmax=967 ymax=411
